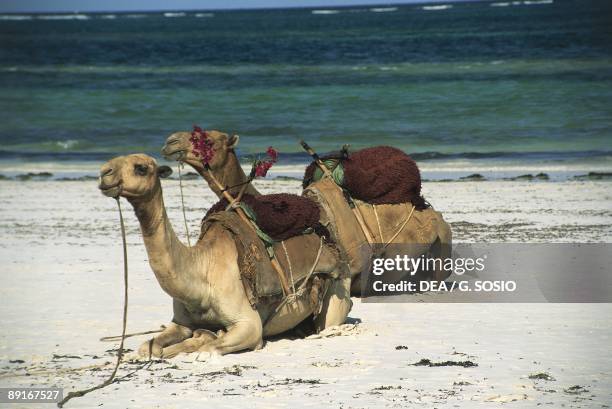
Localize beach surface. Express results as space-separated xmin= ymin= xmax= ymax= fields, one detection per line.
xmin=0 ymin=177 xmax=611 ymax=408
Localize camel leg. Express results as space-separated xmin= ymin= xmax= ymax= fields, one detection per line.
xmin=161 ymin=329 xmax=224 ymax=358
xmin=195 ymin=315 xmax=263 ymax=357
xmin=138 ymin=322 xmax=193 ymax=358
xmin=350 ymin=275 xmax=362 ymax=297
xmin=314 ymin=277 xmax=353 ymax=331
xmin=428 ymin=235 xmax=452 ymax=282
xmin=137 ymin=300 xmax=199 ymax=358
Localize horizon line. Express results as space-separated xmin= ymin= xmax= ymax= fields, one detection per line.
xmin=0 ymin=0 xmax=481 ymax=15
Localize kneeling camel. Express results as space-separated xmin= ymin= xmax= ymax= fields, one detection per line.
xmin=98 ymin=154 xmax=351 ymax=358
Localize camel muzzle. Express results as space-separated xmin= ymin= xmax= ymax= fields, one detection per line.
xmin=99 ymin=181 xmax=122 ymax=198
xmin=161 ymin=147 xmax=185 ymax=162
xmin=161 ymin=136 xmax=187 ymax=161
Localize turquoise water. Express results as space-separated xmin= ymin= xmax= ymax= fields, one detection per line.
xmin=1 ymin=0 xmax=611 ymax=168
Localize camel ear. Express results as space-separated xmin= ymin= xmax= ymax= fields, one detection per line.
xmin=227 ymin=134 xmax=239 ymax=149
xmin=157 ymin=165 xmax=173 ymax=179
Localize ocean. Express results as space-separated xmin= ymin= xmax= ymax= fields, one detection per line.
xmin=1 ymin=0 xmax=611 ymax=180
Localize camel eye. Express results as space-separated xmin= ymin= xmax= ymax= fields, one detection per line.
xmin=134 ymin=164 xmax=149 ymax=176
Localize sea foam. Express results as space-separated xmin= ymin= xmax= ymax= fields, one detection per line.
xmin=422 ymin=5 xmax=453 ymax=11
xmin=37 ymin=14 xmax=90 ymax=20
xmin=312 ymin=10 xmax=340 ymax=15
xmin=370 ymin=7 xmax=398 ymax=13
xmin=524 ymin=0 xmax=553 ymax=4
xmin=0 ymin=15 xmax=32 ymax=20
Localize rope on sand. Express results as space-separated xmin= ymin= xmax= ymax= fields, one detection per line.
xmin=0 ymin=362 xmax=113 ymax=379
xmin=57 ymin=198 xmax=131 ymax=408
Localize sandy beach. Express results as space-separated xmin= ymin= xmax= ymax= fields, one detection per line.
xmin=1 ymin=177 xmax=611 ymax=408
xmin=2 ymin=0 xmax=612 ymax=407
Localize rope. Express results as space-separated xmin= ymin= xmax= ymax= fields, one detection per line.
xmin=281 ymin=240 xmax=295 ymax=294
xmin=297 ymin=236 xmax=324 ymax=291
xmin=99 ymin=325 xmax=166 ymax=342
xmin=57 ymin=198 xmax=131 ymax=408
xmin=373 ymin=204 xmax=384 ymax=243
xmin=382 ymin=204 xmax=416 ymax=249
xmin=263 ymin=237 xmax=324 ymax=327
xmin=177 ymin=163 xmax=191 ymax=247
xmin=221 ymin=179 xmax=252 ymax=192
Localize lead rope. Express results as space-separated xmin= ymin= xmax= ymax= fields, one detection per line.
xmin=58 ymin=198 xmax=131 ymax=408
xmin=99 ymin=325 xmax=165 ymax=342
xmin=177 ymin=162 xmax=191 ymax=246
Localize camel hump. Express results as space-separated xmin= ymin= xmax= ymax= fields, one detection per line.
xmin=302 ymin=145 xmax=428 ymax=207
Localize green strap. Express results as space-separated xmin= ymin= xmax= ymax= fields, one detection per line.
xmin=235 ymin=202 xmax=314 ymax=258
xmin=312 ymin=159 xmax=344 ymax=186
xmin=235 ymin=202 xmax=277 ymax=256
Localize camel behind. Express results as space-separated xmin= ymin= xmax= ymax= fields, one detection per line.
xmin=303 ymin=177 xmax=452 ymax=289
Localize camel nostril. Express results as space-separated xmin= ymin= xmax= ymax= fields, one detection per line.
xmin=101 ymin=167 xmax=113 ymax=177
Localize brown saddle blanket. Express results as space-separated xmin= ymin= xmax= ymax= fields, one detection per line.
xmin=205 ymin=193 xmax=329 ymax=242
xmin=302 ymin=145 xmax=428 ymax=209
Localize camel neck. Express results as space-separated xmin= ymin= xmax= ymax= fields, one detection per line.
xmin=129 ymin=185 xmax=208 ymax=304
xmin=204 ymin=151 xmax=260 ymax=198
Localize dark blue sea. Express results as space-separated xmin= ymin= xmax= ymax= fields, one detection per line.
xmin=0 ymin=0 xmax=611 ymax=178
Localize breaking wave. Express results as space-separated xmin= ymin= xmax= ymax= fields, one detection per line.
xmin=422 ymin=5 xmax=453 ymax=11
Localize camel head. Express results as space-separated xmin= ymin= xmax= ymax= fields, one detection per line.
xmin=98 ymin=153 xmax=173 ymax=199
xmin=162 ymin=130 xmax=239 ymax=173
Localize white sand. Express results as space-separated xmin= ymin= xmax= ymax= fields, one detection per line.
xmin=0 ymin=178 xmax=611 ymax=408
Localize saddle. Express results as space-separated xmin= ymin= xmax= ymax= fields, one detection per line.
xmin=200 ymin=210 xmax=336 ymax=308
xmin=302 ymin=145 xmax=428 ymax=209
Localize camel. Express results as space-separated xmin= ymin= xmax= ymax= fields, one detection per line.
xmin=98 ymin=154 xmax=351 ymax=358
xmin=162 ymin=131 xmax=452 ymax=293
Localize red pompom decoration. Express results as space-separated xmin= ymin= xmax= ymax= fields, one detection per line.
xmin=189 ymin=125 xmax=215 ymax=165
xmin=253 ymin=146 xmax=278 ymax=178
